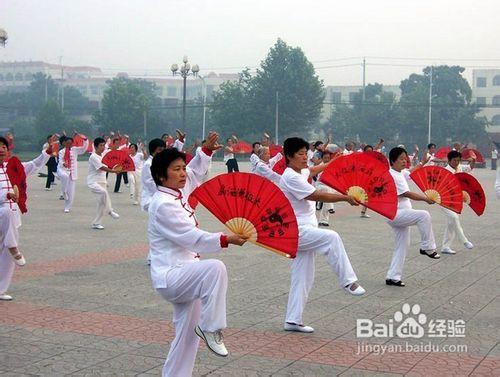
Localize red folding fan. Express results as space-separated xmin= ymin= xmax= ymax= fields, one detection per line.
xmin=461 ymin=148 xmax=484 ymax=163
xmin=319 ymin=154 xmax=398 ymax=220
xmin=190 ymin=172 xmax=298 ymax=258
xmin=73 ymin=134 xmax=87 ymax=147
xmin=435 ymin=147 xmax=451 ymax=159
xmin=364 ymin=150 xmax=389 ymax=169
xmin=6 ymin=156 xmax=27 ymax=213
xmin=102 ymin=150 xmax=135 ymax=171
xmin=232 ymin=140 xmax=253 ymax=154
xmin=272 ymin=156 xmax=287 ymax=175
xmin=454 ymin=172 xmax=486 ymax=216
xmin=270 ymin=144 xmax=283 ymax=157
xmin=409 ymin=166 xmax=463 ymax=213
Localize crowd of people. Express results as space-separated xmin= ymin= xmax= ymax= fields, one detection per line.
xmin=0 ymin=129 xmax=499 ymax=376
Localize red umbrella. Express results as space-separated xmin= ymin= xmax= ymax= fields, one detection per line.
xmin=435 ymin=147 xmax=451 ymax=159
xmin=190 ymin=172 xmax=299 ymax=258
xmin=410 ymin=166 xmax=463 ymax=213
xmin=232 ymin=140 xmax=253 ymax=154
xmin=102 ymin=150 xmax=135 ymax=171
xmin=461 ymin=148 xmax=484 ymax=163
xmin=454 ymin=173 xmax=486 ymax=216
xmin=320 ymin=153 xmax=398 ymax=220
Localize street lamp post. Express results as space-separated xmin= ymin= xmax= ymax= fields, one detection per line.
xmin=0 ymin=28 xmax=8 ymax=47
xmin=171 ymin=56 xmax=199 ymax=130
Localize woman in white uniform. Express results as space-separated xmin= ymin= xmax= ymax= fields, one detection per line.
xmin=128 ymin=143 xmax=147 ymax=205
xmin=279 ymin=137 xmax=365 ymax=334
xmin=386 ymin=147 xmax=438 ymax=287
xmin=250 ymin=145 xmax=282 ymax=185
xmin=148 ymin=132 xmax=246 ymax=377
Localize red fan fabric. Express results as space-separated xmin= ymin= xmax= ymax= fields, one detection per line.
xmin=319 ymin=154 xmax=398 ymax=220
xmin=102 ymin=150 xmax=135 ymax=171
xmin=409 ymin=166 xmax=463 ymax=213
xmin=454 ymin=172 xmax=486 ymax=216
xmin=73 ymin=134 xmax=87 ymax=147
xmin=270 ymin=144 xmax=283 ymax=157
xmin=232 ymin=141 xmax=252 ymax=154
xmin=272 ymin=157 xmax=287 ymax=175
xmin=435 ymin=147 xmax=451 ymax=159
xmin=364 ymin=150 xmax=389 ymax=169
xmin=6 ymin=156 xmax=28 ymax=213
xmin=190 ymin=172 xmax=298 ymax=258
xmin=461 ymin=148 xmax=484 ymax=163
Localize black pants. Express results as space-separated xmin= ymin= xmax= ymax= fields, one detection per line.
xmin=114 ymin=172 xmax=129 ymax=192
xmin=226 ymin=158 xmax=239 ymax=173
xmin=45 ymin=157 xmax=57 ymax=188
xmin=492 ymin=159 xmax=497 ymax=170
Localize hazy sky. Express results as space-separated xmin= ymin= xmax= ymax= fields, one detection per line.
xmin=1 ymin=0 xmax=499 ymax=86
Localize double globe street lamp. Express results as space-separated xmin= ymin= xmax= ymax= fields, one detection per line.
xmin=171 ymin=56 xmax=199 ymax=130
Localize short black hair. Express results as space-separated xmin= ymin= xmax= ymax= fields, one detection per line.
xmin=363 ymin=144 xmax=373 ymax=152
xmin=447 ymin=150 xmax=461 ymax=161
xmin=161 ymin=133 xmax=170 ymax=139
xmin=47 ymin=134 xmax=53 ymax=141
xmin=389 ymin=147 xmax=407 ymax=165
xmin=252 ymin=142 xmax=261 ymax=149
xmin=148 ymin=138 xmax=166 ymax=155
xmin=59 ymin=135 xmax=67 ymax=145
xmin=0 ymin=136 xmax=9 ymax=150
xmin=313 ymin=141 xmax=323 ymax=148
xmin=151 ymin=148 xmax=186 ymax=186
xmin=94 ymin=137 xmax=105 ymax=148
xmin=129 ymin=143 xmax=138 ymax=151
xmin=427 ymin=143 xmax=436 ymax=149
xmin=283 ymin=137 xmax=309 ymax=163
xmin=65 ymin=137 xmax=74 ymax=143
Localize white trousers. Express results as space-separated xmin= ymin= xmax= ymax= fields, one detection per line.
xmin=386 ymin=208 xmax=436 ymax=281
xmin=156 ymin=259 xmax=228 ymax=377
xmin=285 ymin=225 xmax=358 ymax=325
xmin=88 ymin=182 xmax=112 ymax=225
xmin=128 ymin=171 xmax=141 ymax=201
xmin=59 ymin=170 xmax=76 ymax=211
xmin=0 ymin=207 xmax=19 ymax=294
xmin=441 ymin=208 xmax=468 ymax=249
xmin=315 ymin=183 xmax=335 ymax=224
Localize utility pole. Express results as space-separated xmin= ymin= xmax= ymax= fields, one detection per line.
xmin=362 ymin=57 xmax=366 ymax=102
xmin=275 ymin=91 xmax=279 ymax=145
xmin=143 ymin=108 xmax=147 ymax=139
xmin=59 ymin=56 xmax=64 ymax=111
xmin=45 ymin=75 xmax=48 ymax=103
xmin=427 ymin=66 xmax=433 ymax=144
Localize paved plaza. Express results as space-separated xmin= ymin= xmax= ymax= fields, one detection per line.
xmin=0 ymin=160 xmax=499 ymax=376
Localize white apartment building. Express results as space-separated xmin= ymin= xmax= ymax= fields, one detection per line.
xmin=472 ymin=69 xmax=500 ymax=140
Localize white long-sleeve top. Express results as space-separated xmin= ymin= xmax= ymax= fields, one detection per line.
xmin=140 ymin=156 xmax=155 ymax=211
xmin=148 ymin=148 xmax=223 ymax=289
xmin=250 ymin=153 xmax=283 ymax=185
xmin=57 ymin=139 xmax=89 ymax=180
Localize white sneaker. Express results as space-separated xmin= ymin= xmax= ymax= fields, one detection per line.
xmin=44 ymin=187 xmax=52 ymax=191
xmin=64 ymin=209 xmax=70 ymax=213
xmin=91 ymin=224 xmax=105 ymax=230
xmin=464 ymin=241 xmax=474 ymax=250
xmin=13 ymin=254 xmax=26 ymax=266
xmin=345 ymin=282 xmax=366 ymax=296
xmin=194 ymin=326 xmax=228 ymax=357
xmin=133 ymin=201 xmax=139 ymax=206
xmin=360 ymin=213 xmax=371 ymax=218
xmin=109 ymin=211 xmax=120 ymax=219
xmin=284 ymin=322 xmax=314 ymax=333
xmin=441 ymin=247 xmax=456 ymax=255
xmin=0 ymin=293 xmax=13 ymax=301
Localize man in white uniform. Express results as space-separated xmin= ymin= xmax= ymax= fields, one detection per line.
xmin=57 ymin=134 xmax=89 ymax=213
xmin=87 ymin=138 xmax=121 ymax=230
xmin=386 ymin=147 xmax=439 ymax=287
xmin=440 ymin=150 xmax=475 ymax=254
xmin=128 ymin=143 xmax=147 ymax=205
xmin=279 ymin=137 xmax=365 ymax=334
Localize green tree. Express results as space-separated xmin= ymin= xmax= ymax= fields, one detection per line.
xmin=35 ymin=99 xmax=66 ymax=138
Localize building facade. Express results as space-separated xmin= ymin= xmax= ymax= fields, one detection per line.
xmin=472 ymin=69 xmax=500 ymax=140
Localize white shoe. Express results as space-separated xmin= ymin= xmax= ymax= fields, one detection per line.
xmin=441 ymin=247 xmax=456 ymax=255
xmin=194 ymin=326 xmax=228 ymax=357
xmin=345 ymin=282 xmax=366 ymax=296
xmin=133 ymin=201 xmax=139 ymax=206
xmin=91 ymin=224 xmax=105 ymax=230
xmin=284 ymin=322 xmax=314 ymax=333
xmin=0 ymin=293 xmax=13 ymax=301
xmin=13 ymin=254 xmax=26 ymax=266
xmin=109 ymin=211 xmax=120 ymax=219
xmin=64 ymin=209 xmax=70 ymax=213
xmin=464 ymin=241 xmax=474 ymax=249
xmin=360 ymin=213 xmax=371 ymax=218
xmin=44 ymin=187 xmax=52 ymax=191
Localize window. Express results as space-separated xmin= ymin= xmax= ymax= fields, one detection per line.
xmin=24 ymin=73 xmax=33 ymax=81
xmin=5 ymin=73 xmax=13 ymax=81
xmin=493 ymin=75 xmax=500 ymax=86
xmin=476 ymin=77 xmax=487 ymax=87
xmin=476 ymin=97 xmax=486 ymax=105
xmin=167 ymin=86 xmax=177 ymax=97
xmin=78 ymin=86 xmax=88 ymax=95
xmin=492 ymin=96 xmax=500 ymax=106
xmin=331 ymin=91 xmax=342 ymax=103
xmin=90 ymin=85 xmax=99 ymax=95
xmin=14 ymin=73 xmax=23 ymax=81
xmin=492 ymin=115 xmax=500 ymax=125
xmin=348 ymin=92 xmax=358 ymax=103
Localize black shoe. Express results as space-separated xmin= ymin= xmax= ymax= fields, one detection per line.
xmin=420 ymin=249 xmax=441 ymax=259
xmin=386 ymin=279 xmax=405 ymax=287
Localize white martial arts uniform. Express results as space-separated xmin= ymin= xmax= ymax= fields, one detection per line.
xmin=440 ymin=164 xmax=471 ymax=250
xmin=57 ymin=139 xmax=89 ymax=211
xmin=87 ymin=153 xmax=115 ymax=226
xmin=250 ymin=153 xmax=283 ymax=185
xmin=386 ymin=168 xmax=436 ymax=281
xmin=173 ymin=139 xmax=184 ymax=152
xmin=140 ymin=156 xmax=155 ymax=212
xmin=128 ymin=152 xmax=144 ymax=202
xmin=148 ymin=148 xmax=226 ymax=377
xmin=315 ymin=169 xmax=335 ymax=225
xmin=279 ymin=167 xmax=358 ymax=325
xmin=0 ymin=152 xmax=50 ymax=295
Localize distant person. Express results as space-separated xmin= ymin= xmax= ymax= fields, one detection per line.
xmin=223 ymin=136 xmax=239 ymax=173
xmin=491 ymin=144 xmax=498 ymax=170
xmin=42 ymin=134 xmax=58 ymax=190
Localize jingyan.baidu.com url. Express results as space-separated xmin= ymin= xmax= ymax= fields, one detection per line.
xmin=356 ymin=341 xmax=468 ymax=356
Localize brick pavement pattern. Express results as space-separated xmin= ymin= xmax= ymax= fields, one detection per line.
xmin=0 ymin=161 xmax=499 ymax=376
